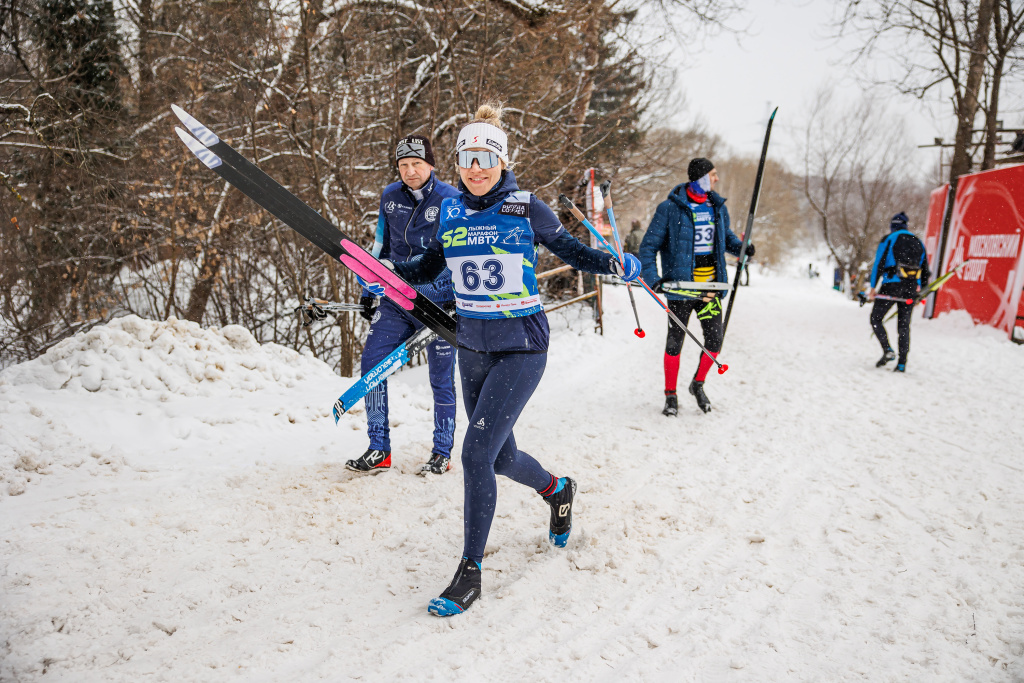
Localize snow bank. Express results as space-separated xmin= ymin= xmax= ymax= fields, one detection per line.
xmin=0 ymin=315 xmax=327 ymax=398
xmin=0 ymin=316 xmax=340 ymax=497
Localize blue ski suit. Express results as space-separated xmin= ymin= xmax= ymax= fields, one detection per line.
xmin=361 ymin=173 xmax=460 ymax=458
xmin=393 ymin=170 xmax=621 ymax=564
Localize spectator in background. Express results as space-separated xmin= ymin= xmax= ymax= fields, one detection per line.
xmin=624 ymin=220 xmax=645 ymax=255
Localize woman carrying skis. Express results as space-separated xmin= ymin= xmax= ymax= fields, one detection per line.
xmin=638 ymin=158 xmax=753 ymax=415
xmin=367 ymin=104 xmax=641 ymax=616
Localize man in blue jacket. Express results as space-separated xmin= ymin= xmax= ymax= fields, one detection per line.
xmin=346 ymin=135 xmax=460 ymax=475
xmin=638 ymin=158 xmax=752 ymax=416
xmin=868 ymin=212 xmax=930 ymax=372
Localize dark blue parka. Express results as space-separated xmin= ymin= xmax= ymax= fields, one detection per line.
xmin=371 ymin=172 xmax=460 ymax=304
xmin=638 ymin=184 xmax=743 ymax=300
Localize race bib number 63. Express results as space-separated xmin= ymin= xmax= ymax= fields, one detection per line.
xmin=447 ymin=254 xmax=524 ymax=295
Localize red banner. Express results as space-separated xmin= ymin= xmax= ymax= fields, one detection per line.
xmin=925 ymin=164 xmax=1024 ymax=339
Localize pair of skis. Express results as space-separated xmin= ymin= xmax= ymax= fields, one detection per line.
xmin=869 ymin=260 xmax=974 ymax=330
xmin=170 ymin=105 xmax=457 ymax=346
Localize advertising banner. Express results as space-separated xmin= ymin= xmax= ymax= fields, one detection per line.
xmin=927 ymin=164 xmax=1024 ymax=339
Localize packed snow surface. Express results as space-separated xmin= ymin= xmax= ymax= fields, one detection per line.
xmin=2 ymin=271 xmax=1023 ymax=681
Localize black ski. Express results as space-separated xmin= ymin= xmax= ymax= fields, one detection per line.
xmin=170 ymin=105 xmax=457 ymax=345
xmin=721 ymin=107 xmax=778 ymax=341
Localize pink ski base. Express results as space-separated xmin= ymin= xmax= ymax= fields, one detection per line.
xmin=339 ymin=255 xmax=414 ymax=311
xmin=340 ymin=239 xmax=417 ymax=299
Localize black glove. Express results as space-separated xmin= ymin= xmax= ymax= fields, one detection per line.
xmin=360 ymin=294 xmax=378 ymax=322
xmin=745 ymin=242 xmax=756 ymax=258
xmin=652 ymin=279 xmax=665 ymax=293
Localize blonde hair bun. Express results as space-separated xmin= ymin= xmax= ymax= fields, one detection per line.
xmin=473 ymin=103 xmax=503 ymax=128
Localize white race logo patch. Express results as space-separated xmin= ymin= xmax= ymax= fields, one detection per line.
xmin=446 ymin=206 xmax=461 ymax=219
xmin=385 ymin=201 xmax=396 ymax=213
xmin=425 ymin=206 xmax=439 ymax=222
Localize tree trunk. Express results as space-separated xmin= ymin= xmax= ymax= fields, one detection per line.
xmin=949 ymin=0 xmax=996 ymax=181
xmin=982 ymin=3 xmax=1005 ymax=171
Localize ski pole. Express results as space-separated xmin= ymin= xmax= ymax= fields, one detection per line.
xmin=598 ymin=181 xmax=644 ymax=338
xmin=559 ymin=194 xmax=728 ymax=374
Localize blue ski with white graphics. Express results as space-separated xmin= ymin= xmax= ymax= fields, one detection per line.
xmin=332 ymin=326 xmax=438 ymax=422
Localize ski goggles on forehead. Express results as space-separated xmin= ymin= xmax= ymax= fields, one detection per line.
xmin=457 ymin=150 xmax=501 ymax=169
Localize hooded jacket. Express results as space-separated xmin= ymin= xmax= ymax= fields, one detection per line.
xmin=638 ymin=183 xmax=743 ymax=299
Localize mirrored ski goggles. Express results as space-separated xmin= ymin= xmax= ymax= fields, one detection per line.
xmin=457 ymin=150 xmax=501 ymax=169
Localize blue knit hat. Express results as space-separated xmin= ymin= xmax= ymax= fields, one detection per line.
xmin=890 ymin=212 xmax=908 ymax=232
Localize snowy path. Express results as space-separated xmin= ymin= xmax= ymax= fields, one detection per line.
xmin=2 ymin=272 xmax=1023 ymax=681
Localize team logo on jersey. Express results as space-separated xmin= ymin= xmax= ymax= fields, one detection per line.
xmin=473 ymin=418 xmax=486 ymax=430
xmin=499 ymin=202 xmax=528 ymax=218
xmin=486 ymin=138 xmax=503 ymax=153
xmin=425 ymin=206 xmax=439 ymax=222
xmin=446 ymin=205 xmax=461 ymax=219
xmin=371 ymin=310 xmax=382 ymax=324
xmin=501 ymin=226 xmax=526 ymax=244
xmin=385 ymin=201 xmax=396 ymax=214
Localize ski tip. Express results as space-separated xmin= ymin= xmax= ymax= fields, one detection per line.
xmin=718 ymin=364 xmax=729 ymax=375
xmin=770 ymin=106 xmax=779 ymax=119
xmin=634 ymin=328 xmax=645 ymax=338
xmin=170 ymin=104 xmax=221 ymax=148
xmin=174 ymin=127 xmax=222 ymax=169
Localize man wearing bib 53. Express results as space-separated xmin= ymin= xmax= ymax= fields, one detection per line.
xmin=638 ymin=158 xmax=753 ymax=416
xmin=369 ymin=104 xmax=641 ymax=616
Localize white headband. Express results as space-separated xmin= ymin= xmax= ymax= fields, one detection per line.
xmin=456 ymin=122 xmax=509 ymax=163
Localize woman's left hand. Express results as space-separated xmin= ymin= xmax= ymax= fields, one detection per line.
xmin=612 ymin=253 xmax=642 ymax=282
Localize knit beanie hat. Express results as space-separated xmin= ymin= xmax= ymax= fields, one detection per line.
xmin=395 ymin=135 xmax=435 ymax=167
xmin=890 ymin=212 xmax=909 ymax=232
xmin=688 ymin=157 xmax=715 ymax=182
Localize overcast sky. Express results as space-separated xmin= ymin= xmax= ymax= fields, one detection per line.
xmin=638 ymin=0 xmax=1024 ymax=180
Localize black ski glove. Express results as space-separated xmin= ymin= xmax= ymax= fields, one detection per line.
xmin=360 ymin=294 xmax=379 ymax=322
xmin=652 ymin=279 xmax=665 ymax=293
xmin=745 ymin=242 xmax=756 ymax=258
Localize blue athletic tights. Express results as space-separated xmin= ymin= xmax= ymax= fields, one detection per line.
xmin=458 ymin=348 xmax=553 ymax=564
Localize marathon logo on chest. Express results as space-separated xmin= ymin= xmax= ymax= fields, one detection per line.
xmin=499 ymin=201 xmax=529 ymax=218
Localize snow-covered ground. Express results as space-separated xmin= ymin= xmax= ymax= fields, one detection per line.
xmin=2 ymin=269 xmax=1023 ymax=682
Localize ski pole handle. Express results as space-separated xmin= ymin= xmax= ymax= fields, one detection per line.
xmin=559 ymin=194 xmax=727 ymax=373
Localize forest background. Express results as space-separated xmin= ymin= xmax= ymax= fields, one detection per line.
xmin=2 ymin=0 xmax=1020 ymax=372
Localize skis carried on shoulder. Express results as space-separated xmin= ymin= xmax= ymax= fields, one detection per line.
xmin=332 ymin=326 xmax=438 ymax=422
xmin=170 ymin=105 xmax=456 ymax=345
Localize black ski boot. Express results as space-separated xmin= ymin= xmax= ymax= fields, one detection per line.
xmin=689 ymin=380 xmax=712 ymax=413
xmin=876 ymin=349 xmax=896 ymax=367
xmin=345 ymin=448 xmax=391 ymax=473
xmin=543 ymin=477 xmax=577 ymax=547
xmin=420 ymin=452 xmax=451 ymax=475
xmin=662 ymin=391 xmax=678 ymax=417
xmin=428 ymin=557 xmax=482 ymax=617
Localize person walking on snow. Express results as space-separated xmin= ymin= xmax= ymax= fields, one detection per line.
xmin=638 ymin=157 xmax=752 ymax=416
xmin=346 ymin=135 xmax=461 ymax=476
xmin=867 ymin=212 xmax=930 ymax=373
xmin=372 ymin=104 xmax=641 ymax=617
